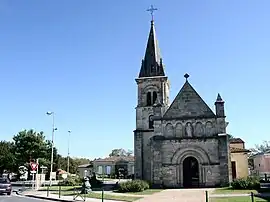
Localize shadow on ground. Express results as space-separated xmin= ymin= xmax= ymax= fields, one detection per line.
xmin=254 ymin=188 xmax=270 ymax=202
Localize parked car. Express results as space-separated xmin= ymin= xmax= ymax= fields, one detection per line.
xmin=0 ymin=178 xmax=12 ymax=195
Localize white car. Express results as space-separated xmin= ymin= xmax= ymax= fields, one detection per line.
xmin=0 ymin=178 xmax=12 ymax=195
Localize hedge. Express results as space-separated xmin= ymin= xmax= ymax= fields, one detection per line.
xmin=118 ymin=180 xmax=149 ymax=193
xmin=231 ymin=176 xmax=260 ymax=189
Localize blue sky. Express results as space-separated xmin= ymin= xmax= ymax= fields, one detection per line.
xmin=0 ymin=0 xmax=269 ymax=159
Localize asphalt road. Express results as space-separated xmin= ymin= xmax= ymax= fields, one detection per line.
xmin=0 ymin=194 xmax=52 ymax=202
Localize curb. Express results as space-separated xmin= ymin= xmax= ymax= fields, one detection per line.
xmin=25 ymin=194 xmax=74 ymax=202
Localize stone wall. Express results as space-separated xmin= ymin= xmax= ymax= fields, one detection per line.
xmin=150 ymin=136 xmax=230 ymax=187
xmin=134 ymin=131 xmax=142 ymax=179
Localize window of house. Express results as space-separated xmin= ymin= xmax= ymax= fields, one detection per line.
xmin=106 ymin=166 xmax=111 ymax=175
xmin=98 ymin=166 xmax=103 ymax=175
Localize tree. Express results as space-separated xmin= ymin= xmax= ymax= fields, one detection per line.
xmin=227 ymin=134 xmax=234 ymax=139
xmin=51 ymin=155 xmax=90 ymax=175
xmin=248 ymin=141 xmax=270 ymax=170
xmin=13 ymin=129 xmax=57 ymax=167
xmin=126 ymin=150 xmax=133 ymax=156
xmin=109 ymin=149 xmax=133 ymax=157
xmin=255 ymin=140 xmax=270 ymax=153
xmin=0 ymin=141 xmax=16 ymax=174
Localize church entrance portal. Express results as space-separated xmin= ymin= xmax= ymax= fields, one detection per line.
xmin=183 ymin=156 xmax=199 ymax=188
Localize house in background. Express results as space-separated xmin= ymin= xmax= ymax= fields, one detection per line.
xmin=250 ymin=150 xmax=270 ymax=178
xmin=77 ymin=163 xmax=93 ymax=178
xmin=56 ymin=169 xmax=68 ymax=179
xmin=229 ymin=138 xmax=250 ymax=180
xmin=93 ymin=156 xmax=134 ymax=178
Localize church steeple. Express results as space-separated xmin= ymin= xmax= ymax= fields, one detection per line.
xmin=139 ymin=20 xmax=165 ymax=78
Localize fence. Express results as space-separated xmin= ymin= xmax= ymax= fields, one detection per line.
xmin=45 ymin=185 xmax=106 ymax=202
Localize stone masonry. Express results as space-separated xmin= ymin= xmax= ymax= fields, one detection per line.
xmin=133 ymin=19 xmax=231 ymax=188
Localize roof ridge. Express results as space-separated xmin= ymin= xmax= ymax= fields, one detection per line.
xmin=163 ymin=79 xmax=215 ymax=119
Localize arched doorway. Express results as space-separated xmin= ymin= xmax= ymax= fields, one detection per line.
xmin=183 ymin=156 xmax=199 ymax=188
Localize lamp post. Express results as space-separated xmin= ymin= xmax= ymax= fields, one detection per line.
xmin=67 ymin=130 xmax=71 ymax=174
xmin=46 ymin=111 xmax=57 ymax=186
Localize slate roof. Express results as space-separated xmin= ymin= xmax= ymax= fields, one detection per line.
xmin=139 ymin=20 xmax=165 ymax=78
xmin=163 ymin=80 xmax=216 ymax=119
xmin=230 ymin=138 xmax=245 ymax=143
xmin=78 ymin=163 xmax=93 ymax=168
xmin=230 ymin=147 xmax=251 ymax=153
xmin=94 ymin=156 xmax=134 ymax=162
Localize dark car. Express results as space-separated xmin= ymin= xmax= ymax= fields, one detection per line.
xmin=0 ymin=178 xmax=12 ymax=195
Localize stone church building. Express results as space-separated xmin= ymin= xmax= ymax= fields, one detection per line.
xmin=134 ymin=19 xmax=232 ymax=188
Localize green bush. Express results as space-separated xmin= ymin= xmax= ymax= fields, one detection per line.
xmin=58 ymin=176 xmax=82 ymax=186
xmin=118 ymin=180 xmax=149 ymax=193
xmin=231 ymin=176 xmax=260 ymax=189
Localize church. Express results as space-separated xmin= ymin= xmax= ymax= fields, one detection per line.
xmin=134 ymin=18 xmax=232 ymax=188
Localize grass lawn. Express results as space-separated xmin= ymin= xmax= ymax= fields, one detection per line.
xmin=210 ymin=196 xmax=270 ymax=202
xmin=53 ymin=191 xmax=142 ymax=201
xmin=212 ymin=187 xmax=259 ymax=194
xmin=213 ymin=187 xmax=270 ymax=195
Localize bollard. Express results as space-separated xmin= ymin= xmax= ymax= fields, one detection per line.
xmin=59 ymin=185 xmax=61 ymax=198
xmin=205 ymin=190 xmax=208 ymax=202
xmin=251 ymin=192 xmax=254 ymax=202
xmin=47 ymin=186 xmax=49 ymax=197
xmin=101 ymin=189 xmax=104 ymax=202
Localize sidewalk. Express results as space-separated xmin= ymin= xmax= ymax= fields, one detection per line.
xmin=19 ymin=190 xmax=125 ymax=202
xmin=136 ymin=189 xmax=211 ymax=202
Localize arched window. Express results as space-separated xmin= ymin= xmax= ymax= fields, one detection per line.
xmin=149 ymin=115 xmax=154 ymax=129
xmin=146 ymin=92 xmax=151 ymax=106
xmin=153 ymin=91 xmax=157 ymax=104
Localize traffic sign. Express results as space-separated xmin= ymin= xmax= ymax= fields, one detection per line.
xmin=31 ymin=163 xmax=38 ymax=171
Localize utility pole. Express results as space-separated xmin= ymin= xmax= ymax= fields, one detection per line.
xmin=67 ymin=130 xmax=71 ymax=173
xmin=46 ymin=111 xmax=57 ymax=187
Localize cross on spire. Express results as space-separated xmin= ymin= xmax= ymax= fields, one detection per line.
xmin=147 ymin=5 xmax=158 ymax=21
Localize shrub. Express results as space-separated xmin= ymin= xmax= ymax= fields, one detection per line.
xmin=118 ymin=180 xmax=149 ymax=193
xmin=58 ymin=176 xmax=82 ymax=186
xmin=231 ymin=176 xmax=260 ymax=189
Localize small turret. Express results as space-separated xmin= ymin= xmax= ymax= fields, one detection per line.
xmin=215 ymin=93 xmax=225 ymax=117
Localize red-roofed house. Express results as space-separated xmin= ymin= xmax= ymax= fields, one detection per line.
xmin=229 ymin=138 xmax=250 ymax=180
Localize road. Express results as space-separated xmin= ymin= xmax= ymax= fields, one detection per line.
xmin=0 ymin=194 xmax=52 ymax=202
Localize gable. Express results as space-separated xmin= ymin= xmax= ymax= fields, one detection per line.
xmin=163 ymin=81 xmax=215 ymax=119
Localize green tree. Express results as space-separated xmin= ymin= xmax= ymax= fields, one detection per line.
xmin=0 ymin=141 xmax=16 ymax=174
xmin=55 ymin=156 xmax=90 ymax=174
xmin=227 ymin=134 xmax=234 ymax=139
xmin=13 ymin=129 xmax=57 ymax=168
xmin=109 ymin=148 xmax=133 ymax=157
xmin=255 ymin=140 xmax=270 ymax=153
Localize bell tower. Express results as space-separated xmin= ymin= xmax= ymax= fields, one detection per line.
xmin=134 ymin=7 xmax=170 ymax=180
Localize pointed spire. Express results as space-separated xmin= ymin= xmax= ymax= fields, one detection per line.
xmin=216 ymin=93 xmax=224 ymax=103
xmin=139 ymin=20 xmax=165 ymax=78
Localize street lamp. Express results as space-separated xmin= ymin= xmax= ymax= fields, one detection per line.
xmin=46 ymin=111 xmax=57 ymax=186
xmin=67 ymin=130 xmax=71 ymax=174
